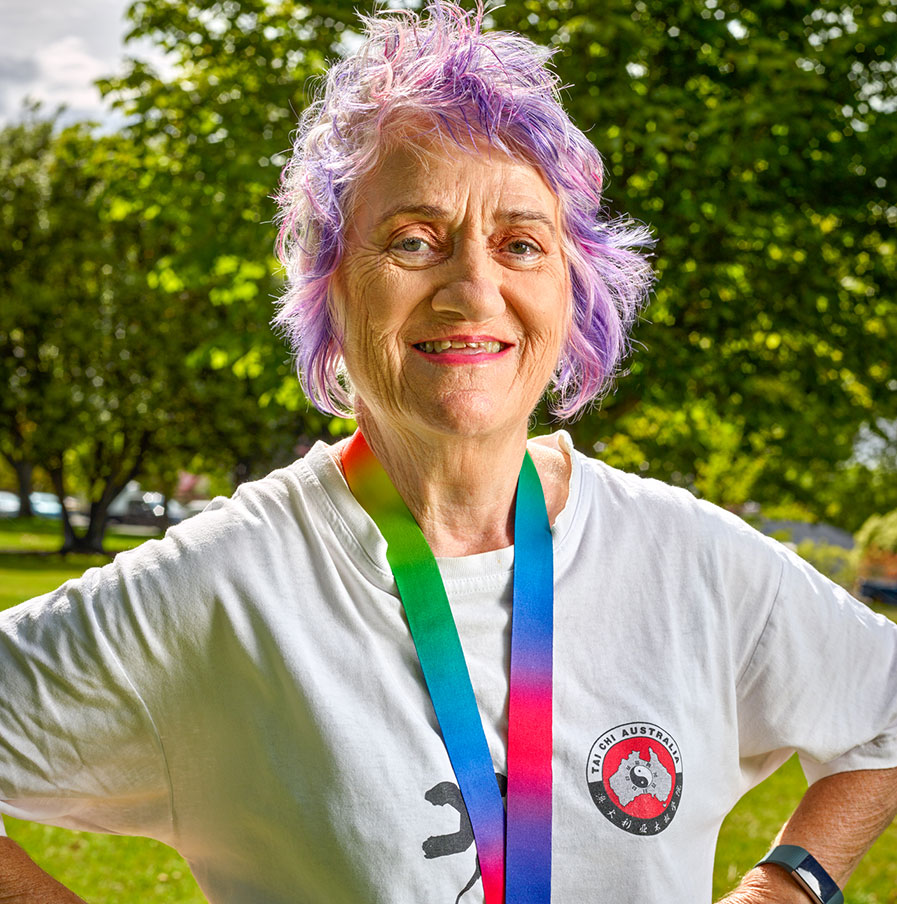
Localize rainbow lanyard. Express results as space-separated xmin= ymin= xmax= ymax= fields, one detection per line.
xmin=342 ymin=431 xmax=553 ymax=903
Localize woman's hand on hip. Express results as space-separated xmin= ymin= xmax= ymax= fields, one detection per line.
xmin=0 ymin=838 xmax=89 ymax=903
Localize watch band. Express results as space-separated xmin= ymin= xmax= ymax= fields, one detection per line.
xmin=756 ymin=844 xmax=844 ymax=904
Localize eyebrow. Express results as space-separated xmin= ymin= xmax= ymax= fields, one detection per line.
xmin=373 ymin=204 xmax=451 ymax=229
xmin=372 ymin=204 xmax=558 ymax=238
xmin=502 ymin=208 xmax=558 ymax=238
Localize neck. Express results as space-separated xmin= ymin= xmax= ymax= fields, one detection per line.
xmin=356 ymin=410 xmax=532 ymax=558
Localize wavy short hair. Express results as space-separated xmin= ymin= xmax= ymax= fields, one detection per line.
xmin=274 ymin=0 xmax=653 ymax=419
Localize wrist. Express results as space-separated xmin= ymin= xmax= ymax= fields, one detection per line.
xmin=720 ymin=864 xmax=816 ymax=904
xmin=755 ymin=844 xmax=844 ymax=904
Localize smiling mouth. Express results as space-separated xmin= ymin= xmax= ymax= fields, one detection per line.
xmin=415 ymin=340 xmax=506 ymax=354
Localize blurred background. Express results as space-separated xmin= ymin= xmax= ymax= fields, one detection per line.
xmin=1 ymin=0 xmax=896 ymax=899
xmin=2 ymin=0 xmax=896 ymax=570
xmin=2 ymin=0 xmax=896 ymax=565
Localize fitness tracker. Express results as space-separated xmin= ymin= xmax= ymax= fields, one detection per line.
xmin=755 ymin=844 xmax=844 ymax=904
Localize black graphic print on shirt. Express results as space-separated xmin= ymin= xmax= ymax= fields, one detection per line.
xmin=423 ymin=773 xmax=508 ymax=903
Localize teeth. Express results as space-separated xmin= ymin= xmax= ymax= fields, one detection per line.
xmin=419 ymin=340 xmax=503 ymax=354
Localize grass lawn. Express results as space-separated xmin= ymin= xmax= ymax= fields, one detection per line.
xmin=0 ymin=518 xmax=158 ymax=610
xmin=2 ymin=518 xmax=896 ymax=902
xmin=1 ymin=518 xmax=206 ymax=902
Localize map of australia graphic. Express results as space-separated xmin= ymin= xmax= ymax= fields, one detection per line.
xmin=608 ymin=749 xmax=673 ymax=807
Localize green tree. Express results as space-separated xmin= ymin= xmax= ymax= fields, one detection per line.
xmin=0 ymin=106 xmax=91 ymax=522
xmin=2 ymin=116 xmax=181 ymax=549
xmin=97 ymin=0 xmax=357 ymax=480
xmin=0 ymin=110 xmax=311 ymax=551
xmin=0 ymin=105 xmax=78 ymax=518
xmin=498 ymin=0 xmax=897 ymax=526
xmin=87 ymin=0 xmax=897 ymax=529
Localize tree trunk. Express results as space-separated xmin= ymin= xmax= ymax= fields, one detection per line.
xmin=82 ymin=499 xmax=111 ymax=553
xmin=48 ymin=432 xmax=153 ymax=556
xmin=77 ymin=433 xmax=153 ymax=555
xmin=49 ymin=464 xmax=108 ymax=554
xmin=13 ymin=460 xmax=34 ymax=518
xmin=232 ymin=459 xmax=252 ymax=489
xmin=49 ymin=465 xmax=80 ymax=553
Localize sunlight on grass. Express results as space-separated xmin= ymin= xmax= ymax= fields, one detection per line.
xmin=0 ymin=516 xmax=158 ymax=554
xmin=0 ymin=518 xmax=159 ymax=609
xmin=0 ymin=563 xmax=100 ymax=609
xmin=4 ymin=818 xmax=206 ymax=903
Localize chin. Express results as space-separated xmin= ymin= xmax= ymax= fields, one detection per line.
xmin=412 ymin=391 xmax=529 ymax=440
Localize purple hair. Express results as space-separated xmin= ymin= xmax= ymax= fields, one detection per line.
xmin=274 ymin=0 xmax=653 ymax=419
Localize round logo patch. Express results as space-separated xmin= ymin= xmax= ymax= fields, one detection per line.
xmin=586 ymin=722 xmax=682 ymax=835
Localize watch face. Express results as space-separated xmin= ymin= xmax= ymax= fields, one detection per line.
xmin=794 ymin=856 xmax=841 ymax=904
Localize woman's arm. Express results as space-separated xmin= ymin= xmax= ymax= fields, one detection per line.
xmin=718 ymin=766 xmax=897 ymax=903
xmin=0 ymin=837 xmax=88 ymax=903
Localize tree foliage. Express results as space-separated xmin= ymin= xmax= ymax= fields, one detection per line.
xmin=495 ymin=0 xmax=897 ymax=528
xmin=0 ymin=108 xmax=59 ymax=518
xmin=0 ymin=2 xmax=353 ymax=550
xmin=99 ymin=0 xmax=357 ymax=443
xmin=3 ymin=0 xmax=896 ymax=538
xmin=99 ymin=0 xmax=350 ymax=477
xmin=0 ymin=108 xmax=308 ymax=551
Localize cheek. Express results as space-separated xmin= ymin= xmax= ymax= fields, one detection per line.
xmin=523 ymin=270 xmax=571 ymax=341
xmin=546 ymin=267 xmax=573 ymax=346
xmin=338 ymin=258 xmax=409 ymax=339
xmin=515 ymin=274 xmax=571 ymax=385
xmin=332 ymin=261 xmax=413 ymax=392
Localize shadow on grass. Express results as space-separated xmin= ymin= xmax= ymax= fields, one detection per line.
xmin=0 ymin=518 xmax=160 ymax=560
xmin=0 ymin=550 xmax=114 ymax=570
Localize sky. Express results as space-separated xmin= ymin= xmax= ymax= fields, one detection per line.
xmin=0 ymin=0 xmax=144 ymax=126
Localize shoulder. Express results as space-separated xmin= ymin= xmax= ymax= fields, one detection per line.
xmin=574 ymin=449 xmax=785 ymax=569
xmin=182 ymin=440 xmax=339 ymax=538
xmin=580 ymin=452 xmax=738 ymax=523
xmin=91 ymin=444 xmax=338 ymax=597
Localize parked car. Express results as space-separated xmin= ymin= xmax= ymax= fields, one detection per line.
xmin=860 ymin=579 xmax=897 ymax=606
xmin=107 ymin=484 xmax=188 ymax=528
xmin=0 ymin=491 xmax=63 ymax=519
xmin=0 ymin=492 xmax=19 ymax=518
xmin=29 ymin=492 xmax=63 ymax=519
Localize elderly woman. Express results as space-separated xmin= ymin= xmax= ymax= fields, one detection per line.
xmin=2 ymin=3 xmax=897 ymax=904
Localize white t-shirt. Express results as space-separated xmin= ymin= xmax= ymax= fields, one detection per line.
xmin=2 ymin=436 xmax=896 ymax=903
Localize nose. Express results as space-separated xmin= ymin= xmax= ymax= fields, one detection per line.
xmin=430 ymin=238 xmax=505 ymax=322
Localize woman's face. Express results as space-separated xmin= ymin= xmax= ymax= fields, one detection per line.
xmin=332 ymin=138 xmax=570 ymax=443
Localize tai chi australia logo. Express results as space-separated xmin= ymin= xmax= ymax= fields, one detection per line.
xmin=586 ymin=722 xmax=682 ymax=835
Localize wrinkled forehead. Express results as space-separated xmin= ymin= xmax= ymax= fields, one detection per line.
xmin=344 ymin=128 xmax=563 ymax=239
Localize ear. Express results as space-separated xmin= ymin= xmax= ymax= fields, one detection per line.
xmin=327 ymin=270 xmax=348 ymax=343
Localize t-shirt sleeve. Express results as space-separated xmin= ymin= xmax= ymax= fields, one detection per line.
xmin=0 ymin=561 xmax=175 ymax=840
xmin=0 ymin=473 xmax=302 ymax=844
xmin=735 ymin=540 xmax=897 ymax=785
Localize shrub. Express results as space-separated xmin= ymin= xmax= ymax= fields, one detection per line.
xmin=856 ymin=510 xmax=897 ymax=580
xmin=793 ymin=540 xmax=857 ymax=592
